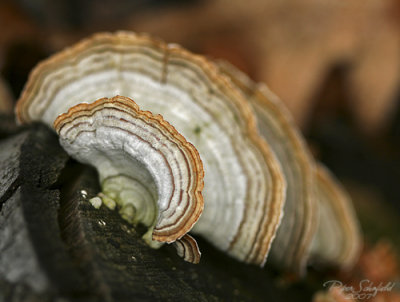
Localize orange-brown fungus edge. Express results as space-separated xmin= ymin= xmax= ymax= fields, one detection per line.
xmin=54 ymin=95 xmax=204 ymax=244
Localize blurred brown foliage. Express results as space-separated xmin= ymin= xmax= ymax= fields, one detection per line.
xmin=313 ymin=241 xmax=400 ymax=302
xmin=128 ymin=0 xmax=400 ymax=136
xmin=1 ymin=0 xmax=399 ymax=136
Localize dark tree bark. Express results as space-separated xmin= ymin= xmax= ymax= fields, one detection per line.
xmin=0 ymin=124 xmax=313 ymax=301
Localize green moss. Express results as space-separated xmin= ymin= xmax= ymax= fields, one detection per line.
xmin=194 ymin=126 xmax=202 ymax=135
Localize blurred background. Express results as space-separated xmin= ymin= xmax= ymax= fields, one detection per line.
xmin=1 ymin=0 xmax=399 ymax=300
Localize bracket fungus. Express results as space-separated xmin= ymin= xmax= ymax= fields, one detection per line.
xmin=54 ymin=96 xmax=204 ymax=253
xmin=217 ymin=61 xmax=318 ymax=273
xmin=16 ymin=31 xmax=361 ymax=271
xmin=217 ymin=61 xmax=361 ymax=272
xmin=310 ymin=164 xmax=361 ymax=269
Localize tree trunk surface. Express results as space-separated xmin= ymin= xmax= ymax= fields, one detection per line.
xmin=0 ymin=120 xmax=313 ymax=301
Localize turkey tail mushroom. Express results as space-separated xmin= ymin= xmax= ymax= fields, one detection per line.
xmin=54 ymin=96 xmax=204 ymax=246
xmin=217 ymin=60 xmax=318 ymax=274
xmin=310 ymin=164 xmax=362 ymax=270
xmin=16 ymin=31 xmax=286 ymax=266
xmin=217 ymin=61 xmax=361 ymax=272
xmin=15 ymin=31 xmax=361 ymax=271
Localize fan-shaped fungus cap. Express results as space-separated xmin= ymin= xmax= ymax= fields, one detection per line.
xmin=309 ymin=164 xmax=362 ymax=269
xmin=173 ymin=233 xmax=201 ymax=264
xmin=217 ymin=61 xmax=318 ymax=274
xmin=54 ymin=96 xmax=204 ymax=252
xmin=218 ymin=61 xmax=361 ymax=272
xmin=16 ymin=31 xmax=286 ymax=266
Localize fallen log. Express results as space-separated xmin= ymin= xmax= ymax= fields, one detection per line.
xmin=0 ymin=124 xmax=312 ymax=301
